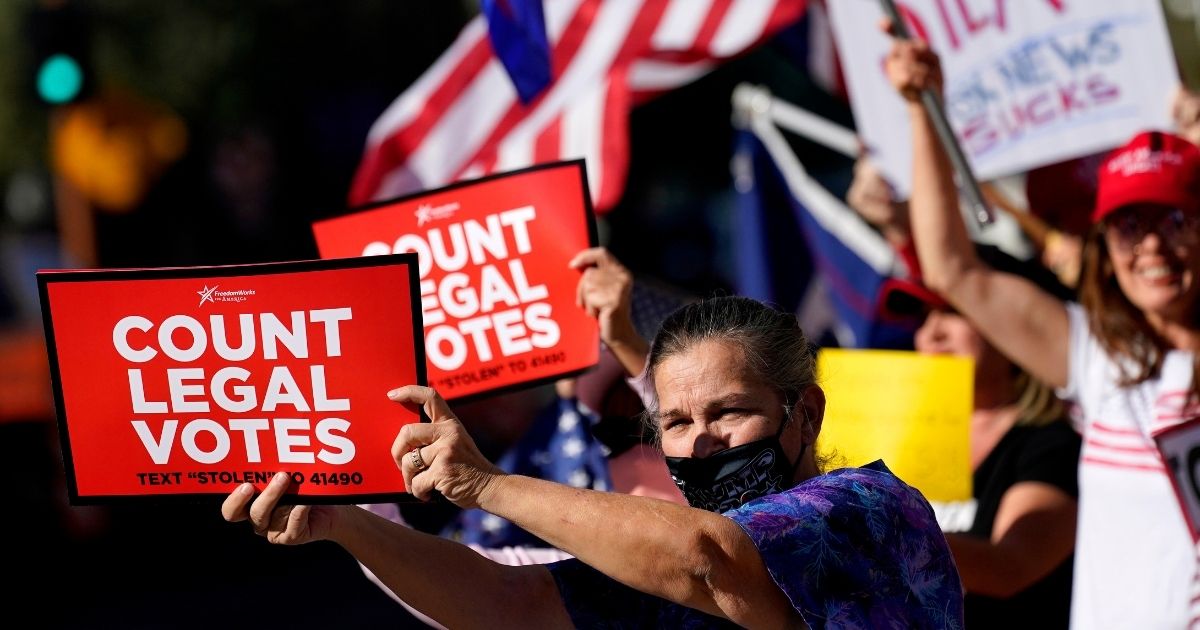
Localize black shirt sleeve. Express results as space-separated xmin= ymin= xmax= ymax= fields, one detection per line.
xmin=1013 ymin=421 xmax=1083 ymax=498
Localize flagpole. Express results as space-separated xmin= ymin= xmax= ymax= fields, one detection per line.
xmin=879 ymin=0 xmax=995 ymax=227
xmin=731 ymin=84 xmax=858 ymax=158
xmin=732 ymin=88 xmax=904 ymax=277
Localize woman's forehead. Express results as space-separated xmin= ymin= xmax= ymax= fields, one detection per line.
xmin=657 ymin=339 xmax=749 ymax=378
xmin=654 ymin=340 xmax=770 ymax=405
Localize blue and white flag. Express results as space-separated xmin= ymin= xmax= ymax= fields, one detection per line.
xmin=732 ymin=128 xmax=917 ymax=349
xmin=482 ymin=0 xmax=552 ymax=104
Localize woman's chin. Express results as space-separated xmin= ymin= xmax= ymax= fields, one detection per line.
xmin=1130 ymin=286 xmax=1195 ymax=323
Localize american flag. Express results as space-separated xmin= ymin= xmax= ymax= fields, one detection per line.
xmin=804 ymin=0 xmax=845 ymax=98
xmin=349 ymin=0 xmax=807 ymax=212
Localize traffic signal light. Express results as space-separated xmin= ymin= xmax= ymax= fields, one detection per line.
xmin=28 ymin=1 xmax=92 ymax=106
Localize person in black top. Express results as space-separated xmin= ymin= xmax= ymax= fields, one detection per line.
xmin=888 ymin=251 xmax=1082 ymax=629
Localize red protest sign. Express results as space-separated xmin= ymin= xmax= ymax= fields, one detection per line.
xmin=38 ymin=255 xmax=425 ymax=504
xmin=313 ymin=160 xmax=600 ymax=400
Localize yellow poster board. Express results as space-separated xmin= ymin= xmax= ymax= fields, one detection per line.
xmin=816 ymin=349 xmax=973 ymax=502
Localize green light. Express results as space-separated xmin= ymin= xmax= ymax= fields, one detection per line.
xmin=37 ymin=53 xmax=83 ymax=104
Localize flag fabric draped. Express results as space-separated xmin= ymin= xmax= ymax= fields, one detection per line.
xmin=803 ymin=0 xmax=845 ymax=98
xmin=482 ymin=0 xmax=553 ymax=104
xmin=732 ymin=128 xmax=917 ymax=349
xmin=761 ymin=0 xmax=845 ymax=98
xmin=350 ymin=0 xmax=807 ymax=212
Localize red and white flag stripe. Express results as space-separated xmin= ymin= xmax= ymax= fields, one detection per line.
xmin=349 ymin=0 xmax=806 ymax=212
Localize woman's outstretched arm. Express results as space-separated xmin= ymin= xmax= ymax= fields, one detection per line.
xmin=222 ymin=474 xmax=572 ymax=630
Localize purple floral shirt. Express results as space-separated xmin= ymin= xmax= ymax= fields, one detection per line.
xmin=549 ymin=460 xmax=964 ymax=629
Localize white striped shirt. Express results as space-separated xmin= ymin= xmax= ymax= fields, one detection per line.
xmin=1062 ymin=302 xmax=1199 ymax=629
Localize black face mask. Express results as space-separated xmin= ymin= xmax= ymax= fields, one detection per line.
xmin=664 ymin=417 xmax=804 ymax=513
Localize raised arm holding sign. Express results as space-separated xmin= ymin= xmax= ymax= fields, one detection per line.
xmin=830 ymin=0 xmax=1180 ymax=198
xmin=887 ymin=26 xmax=1200 ymax=630
xmin=878 ymin=0 xmax=994 ymax=226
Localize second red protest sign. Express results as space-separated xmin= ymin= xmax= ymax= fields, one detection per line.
xmin=313 ymin=160 xmax=600 ymax=400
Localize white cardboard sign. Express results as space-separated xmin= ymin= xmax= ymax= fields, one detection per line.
xmin=829 ymin=0 xmax=1179 ymax=195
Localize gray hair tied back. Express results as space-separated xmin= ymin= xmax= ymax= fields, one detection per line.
xmin=643 ymin=296 xmax=816 ymax=438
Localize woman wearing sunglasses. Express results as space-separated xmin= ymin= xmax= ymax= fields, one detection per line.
xmin=886 ymin=31 xmax=1200 ymax=630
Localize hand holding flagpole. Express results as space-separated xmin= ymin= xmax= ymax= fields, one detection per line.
xmin=878 ymin=0 xmax=995 ymax=227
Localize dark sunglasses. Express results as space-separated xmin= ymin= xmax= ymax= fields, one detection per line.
xmin=1105 ymin=206 xmax=1200 ymax=252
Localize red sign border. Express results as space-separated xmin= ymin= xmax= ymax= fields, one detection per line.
xmin=38 ymin=253 xmax=429 ymax=506
xmin=313 ymin=159 xmax=601 ymax=404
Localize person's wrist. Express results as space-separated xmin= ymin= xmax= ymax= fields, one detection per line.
xmin=326 ymin=504 xmax=358 ymax=546
xmin=475 ymin=470 xmax=511 ymax=513
xmin=602 ymin=311 xmax=643 ymax=349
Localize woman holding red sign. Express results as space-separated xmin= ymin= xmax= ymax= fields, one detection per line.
xmin=223 ymin=294 xmax=963 ymax=628
xmin=884 ymin=25 xmax=1200 ymax=629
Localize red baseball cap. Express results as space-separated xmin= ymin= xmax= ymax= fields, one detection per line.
xmin=1093 ymin=131 xmax=1200 ymax=224
xmin=877 ymin=277 xmax=949 ymax=322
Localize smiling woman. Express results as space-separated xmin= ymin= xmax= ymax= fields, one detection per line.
xmin=887 ymin=31 xmax=1200 ymax=629
xmin=221 ymin=292 xmax=964 ymax=629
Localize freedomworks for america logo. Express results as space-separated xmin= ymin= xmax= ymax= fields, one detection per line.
xmin=414 ymin=201 xmax=460 ymax=226
xmin=196 ymin=285 xmax=257 ymax=306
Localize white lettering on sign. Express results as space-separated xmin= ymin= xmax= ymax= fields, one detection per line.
xmin=361 ymin=205 xmax=560 ymax=371
xmin=131 ymin=417 xmax=355 ymax=466
xmin=113 ymin=308 xmax=353 ymax=363
xmin=114 ymin=308 xmax=357 ymax=466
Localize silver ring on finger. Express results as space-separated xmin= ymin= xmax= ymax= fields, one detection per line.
xmin=410 ymin=446 xmax=428 ymax=473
